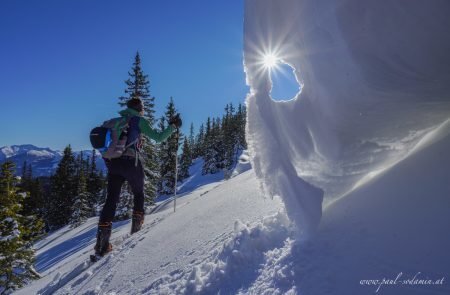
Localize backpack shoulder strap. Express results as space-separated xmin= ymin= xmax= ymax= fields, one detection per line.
xmin=114 ymin=116 xmax=133 ymax=138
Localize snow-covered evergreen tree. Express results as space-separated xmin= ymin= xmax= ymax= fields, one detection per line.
xmin=19 ymin=163 xmax=44 ymax=220
xmin=222 ymin=103 xmax=236 ymax=170
xmin=202 ymin=117 xmax=220 ymax=175
xmin=188 ymin=123 xmax=195 ymax=157
xmin=0 ymin=161 xmax=43 ymax=293
xmin=142 ymin=139 xmax=159 ymax=207
xmin=236 ymin=103 xmax=247 ymax=152
xmin=115 ymin=183 xmax=134 ymax=220
xmin=86 ymin=150 xmax=103 ymax=214
xmin=47 ymin=145 xmax=77 ymax=229
xmin=212 ymin=117 xmax=225 ymax=171
xmin=194 ymin=123 xmax=205 ymax=158
xmin=158 ymin=98 xmax=181 ymax=195
xmin=70 ymin=164 xmax=91 ymax=228
xmin=178 ymin=136 xmax=192 ymax=181
xmin=199 ymin=102 xmax=247 ymax=176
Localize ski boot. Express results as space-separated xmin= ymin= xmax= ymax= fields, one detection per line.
xmin=93 ymin=221 xmax=112 ymax=257
xmin=131 ymin=211 xmax=145 ymax=234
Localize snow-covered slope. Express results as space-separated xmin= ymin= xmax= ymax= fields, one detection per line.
xmin=14 ymin=123 xmax=450 ymax=294
xmin=16 ymin=168 xmax=284 ymax=295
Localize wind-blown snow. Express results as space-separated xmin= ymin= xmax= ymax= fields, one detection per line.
xmin=243 ymin=0 xmax=450 ymax=235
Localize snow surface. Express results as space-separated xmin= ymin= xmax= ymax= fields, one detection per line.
xmin=16 ymin=124 xmax=450 ymax=294
xmin=16 ymin=163 xmax=287 ymax=294
xmin=243 ymin=0 xmax=450 ymax=235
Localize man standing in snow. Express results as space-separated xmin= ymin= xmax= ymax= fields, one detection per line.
xmin=94 ymin=98 xmax=182 ymax=257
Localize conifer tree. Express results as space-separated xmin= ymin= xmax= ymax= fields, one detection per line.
xmin=195 ymin=123 xmax=205 ymax=158
xmin=19 ymin=162 xmax=32 ymax=216
xmin=47 ymin=145 xmax=77 ymax=229
xmin=212 ymin=117 xmax=225 ymax=171
xmin=20 ymin=175 xmax=45 ymax=220
xmin=159 ymin=98 xmax=181 ymax=195
xmin=141 ymin=114 xmax=160 ymax=207
xmin=19 ymin=162 xmax=33 ymax=192
xmin=198 ymin=102 xmax=247 ymax=176
xmin=178 ymin=136 xmax=193 ymax=181
xmin=157 ymin=116 xmax=167 ymax=193
xmin=119 ymin=51 xmax=154 ymax=113
xmin=119 ymin=51 xmax=159 ymax=210
xmin=142 ymin=141 xmax=159 ymax=207
xmin=188 ymin=123 xmax=195 ymax=157
xmin=86 ymin=150 xmax=103 ymax=213
xmin=115 ymin=183 xmax=134 ymax=220
xmin=0 ymin=161 xmax=43 ymax=292
xmin=236 ymin=103 xmax=247 ymax=152
xmin=70 ymin=167 xmax=90 ymax=227
xmin=25 ymin=163 xmax=32 ymax=183
xmin=222 ymin=104 xmax=236 ymax=170
xmin=202 ymin=117 xmax=220 ymax=175
xmin=21 ymin=161 xmax=28 ymax=185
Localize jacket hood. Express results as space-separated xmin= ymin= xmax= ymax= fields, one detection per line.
xmin=119 ymin=108 xmax=142 ymax=117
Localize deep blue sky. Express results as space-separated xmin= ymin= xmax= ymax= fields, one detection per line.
xmin=0 ymin=1 xmax=248 ymax=150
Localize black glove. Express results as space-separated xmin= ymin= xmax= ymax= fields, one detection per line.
xmin=169 ymin=113 xmax=182 ymax=128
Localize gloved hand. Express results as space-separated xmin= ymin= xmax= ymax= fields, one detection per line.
xmin=169 ymin=113 xmax=182 ymax=128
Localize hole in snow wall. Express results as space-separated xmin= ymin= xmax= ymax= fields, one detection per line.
xmin=243 ymin=0 xmax=450 ymax=236
xmin=270 ymin=62 xmax=301 ymax=102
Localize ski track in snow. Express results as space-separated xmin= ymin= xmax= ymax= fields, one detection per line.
xmin=37 ymin=215 xmax=166 ymax=294
xmin=20 ymin=163 xmax=288 ymax=295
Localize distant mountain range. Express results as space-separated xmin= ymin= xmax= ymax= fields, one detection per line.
xmin=0 ymin=145 xmax=106 ymax=177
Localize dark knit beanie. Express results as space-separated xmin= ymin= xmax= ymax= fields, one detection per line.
xmin=127 ymin=98 xmax=144 ymax=112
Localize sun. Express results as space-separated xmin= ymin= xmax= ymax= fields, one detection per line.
xmin=263 ymin=53 xmax=279 ymax=69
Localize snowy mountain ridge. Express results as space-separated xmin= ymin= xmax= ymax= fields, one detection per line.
xmin=0 ymin=144 xmax=106 ymax=177
xmin=0 ymin=144 xmax=60 ymax=160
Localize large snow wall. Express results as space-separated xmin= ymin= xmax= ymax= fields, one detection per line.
xmin=244 ymin=0 xmax=450 ymax=235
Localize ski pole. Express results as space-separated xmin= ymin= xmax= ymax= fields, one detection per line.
xmin=173 ymin=127 xmax=180 ymax=212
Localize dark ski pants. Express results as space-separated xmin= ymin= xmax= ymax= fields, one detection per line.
xmin=99 ymin=157 xmax=145 ymax=223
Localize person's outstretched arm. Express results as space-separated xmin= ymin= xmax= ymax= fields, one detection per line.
xmin=139 ymin=118 xmax=175 ymax=143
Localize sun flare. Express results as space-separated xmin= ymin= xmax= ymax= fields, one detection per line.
xmin=263 ymin=53 xmax=278 ymax=69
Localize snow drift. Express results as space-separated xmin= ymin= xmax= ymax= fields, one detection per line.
xmin=243 ymin=0 xmax=450 ymax=234
xmin=297 ymin=119 xmax=450 ymax=295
